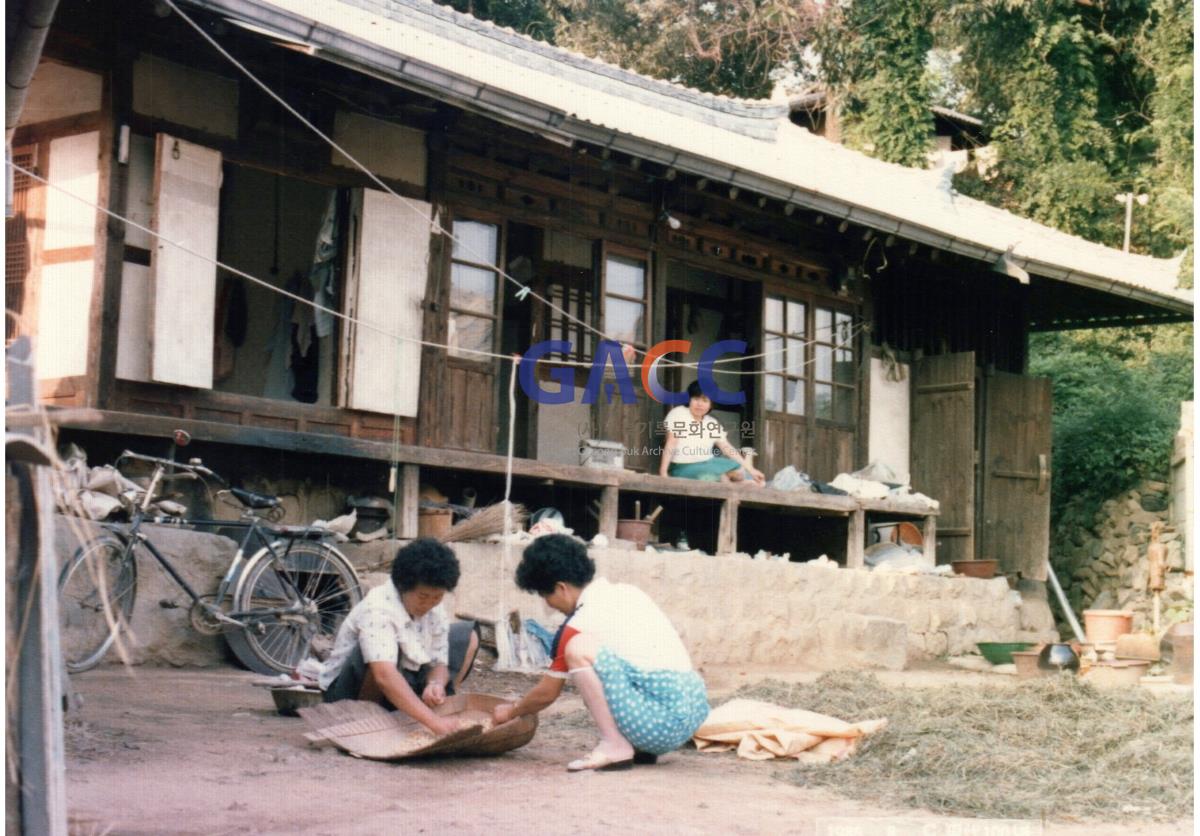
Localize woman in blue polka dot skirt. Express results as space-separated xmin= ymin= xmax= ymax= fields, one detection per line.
xmin=492 ymin=534 xmax=710 ymax=772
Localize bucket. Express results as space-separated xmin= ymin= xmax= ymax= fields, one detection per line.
xmin=418 ymin=508 xmax=454 ymax=539
xmin=615 ymin=518 xmax=651 ymax=551
xmin=1083 ymin=609 xmax=1134 ymax=644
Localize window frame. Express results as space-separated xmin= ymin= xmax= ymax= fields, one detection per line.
xmin=446 ymin=211 xmax=505 ymax=365
xmin=761 ymin=284 xmax=857 ymax=429
xmin=599 ymin=242 xmax=651 ymax=352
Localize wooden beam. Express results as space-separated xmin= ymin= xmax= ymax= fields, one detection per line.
xmin=598 ymin=486 xmax=618 ymax=539
xmin=398 ymin=464 xmax=419 ymax=539
xmin=54 ymin=408 xmax=622 ymax=487
xmin=846 ymin=508 xmax=865 ymax=568
xmin=716 ymin=497 xmax=739 ymax=554
xmin=923 ymin=514 xmax=938 ymax=565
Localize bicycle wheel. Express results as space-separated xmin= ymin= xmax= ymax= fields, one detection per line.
xmin=58 ymin=536 xmax=138 ymax=673
xmin=227 ymin=540 xmax=361 ymax=674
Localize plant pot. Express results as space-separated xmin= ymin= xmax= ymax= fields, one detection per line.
xmin=1012 ymin=650 xmax=1049 ymax=679
xmin=615 ymin=518 xmax=651 ymax=551
xmin=951 ymin=559 xmax=998 ymax=579
xmin=1083 ymin=609 xmax=1134 ymax=644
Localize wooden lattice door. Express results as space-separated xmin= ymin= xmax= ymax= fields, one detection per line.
xmin=5 ymin=147 xmax=37 ymax=343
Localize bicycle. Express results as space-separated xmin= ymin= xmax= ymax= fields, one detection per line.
xmin=57 ymin=431 xmax=363 ymax=675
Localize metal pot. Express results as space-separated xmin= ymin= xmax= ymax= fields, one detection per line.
xmin=1037 ymin=642 xmax=1080 ymax=673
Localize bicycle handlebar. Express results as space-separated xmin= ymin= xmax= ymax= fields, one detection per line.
xmin=116 ymin=450 xmax=228 ymax=486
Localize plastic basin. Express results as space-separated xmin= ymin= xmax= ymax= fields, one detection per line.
xmin=977 ymin=641 xmax=1033 ymax=665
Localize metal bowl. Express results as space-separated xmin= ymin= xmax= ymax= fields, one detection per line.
xmin=271 ymin=686 xmax=324 ymax=716
xmin=1037 ymin=643 xmax=1080 ymax=672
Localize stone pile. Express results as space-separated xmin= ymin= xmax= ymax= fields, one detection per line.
xmin=1065 ymin=480 xmax=1192 ymax=631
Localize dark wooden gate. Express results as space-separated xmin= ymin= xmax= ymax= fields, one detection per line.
xmin=979 ymin=371 xmax=1052 ymax=580
xmin=911 ymin=352 xmax=976 ymax=564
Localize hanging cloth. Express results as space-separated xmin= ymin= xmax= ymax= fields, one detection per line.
xmin=309 ymin=190 xmax=340 ymax=339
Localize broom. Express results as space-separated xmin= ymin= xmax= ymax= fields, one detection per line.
xmin=439 ymin=501 xmax=527 ymax=543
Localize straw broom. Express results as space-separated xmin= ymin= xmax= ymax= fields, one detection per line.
xmin=439 ymin=501 xmax=527 ymax=543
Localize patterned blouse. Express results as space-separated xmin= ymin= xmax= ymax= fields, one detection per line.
xmin=318 ymin=582 xmax=450 ymax=690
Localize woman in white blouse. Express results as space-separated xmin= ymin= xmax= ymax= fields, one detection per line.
xmin=659 ymin=381 xmax=765 ymax=485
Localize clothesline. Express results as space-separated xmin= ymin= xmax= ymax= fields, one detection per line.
xmin=158 ymin=0 xmax=864 ymax=372
xmin=7 ymin=161 xmax=864 ymax=378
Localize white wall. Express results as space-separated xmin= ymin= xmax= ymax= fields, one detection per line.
xmin=867 ymin=356 xmax=911 ymax=482
xmin=133 ymin=54 xmax=238 ymax=138
xmin=17 ymin=61 xmax=102 ymax=126
xmin=36 ymin=131 xmax=100 ymax=380
xmin=331 ymin=111 xmax=426 ymax=187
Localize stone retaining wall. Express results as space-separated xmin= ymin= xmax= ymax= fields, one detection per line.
xmin=1063 ymin=480 xmax=1193 ymax=630
xmin=53 ymin=516 xmax=1057 ymax=670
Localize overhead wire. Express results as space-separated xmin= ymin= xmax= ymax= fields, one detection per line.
xmin=157 ymin=0 xmax=863 ymax=372
xmin=9 ymin=158 xmax=864 ymax=387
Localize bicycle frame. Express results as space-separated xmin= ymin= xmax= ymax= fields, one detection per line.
xmin=113 ymin=466 xmax=323 ymax=625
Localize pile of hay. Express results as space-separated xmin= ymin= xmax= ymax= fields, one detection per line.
xmin=736 ymin=673 xmax=1193 ymax=821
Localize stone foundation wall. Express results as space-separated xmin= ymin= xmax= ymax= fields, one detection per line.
xmin=1064 ymin=480 xmax=1193 ymax=629
xmin=400 ymin=543 xmax=1058 ymax=672
xmin=54 ymin=516 xmax=237 ymax=667
xmin=54 ymin=517 xmax=1057 ymax=671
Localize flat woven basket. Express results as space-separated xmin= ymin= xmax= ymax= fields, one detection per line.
xmin=299 ymin=693 xmax=537 ymax=761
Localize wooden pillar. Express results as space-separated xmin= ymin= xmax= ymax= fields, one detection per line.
xmin=398 ymin=464 xmax=419 ymax=539
xmin=922 ymin=514 xmax=938 ymax=565
xmin=716 ymin=497 xmax=739 ymax=555
xmin=846 ymin=508 xmax=866 ymax=568
xmin=598 ymin=486 xmax=619 ymax=539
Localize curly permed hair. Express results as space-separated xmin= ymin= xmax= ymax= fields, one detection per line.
xmin=391 ymin=538 xmax=461 ymax=593
xmin=514 ymin=533 xmax=595 ymax=595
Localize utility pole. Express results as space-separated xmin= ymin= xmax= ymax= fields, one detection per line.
xmin=1115 ymin=192 xmax=1149 ymax=253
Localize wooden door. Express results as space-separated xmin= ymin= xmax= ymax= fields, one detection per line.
xmin=979 ymin=371 xmax=1052 ymax=580
xmin=593 ymin=245 xmax=653 ymax=471
xmin=911 ymin=352 xmax=975 ymax=564
xmin=440 ymin=213 xmax=503 ymax=452
xmin=341 ymin=188 xmax=429 ymax=417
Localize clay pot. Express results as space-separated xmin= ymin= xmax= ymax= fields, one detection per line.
xmin=951 ymin=559 xmax=998 ymax=579
xmin=1163 ymin=622 xmax=1193 ymax=685
xmin=1083 ymin=610 xmax=1134 ymax=644
xmin=1012 ymin=650 xmax=1049 ymax=680
xmin=615 ymin=518 xmax=652 ymax=551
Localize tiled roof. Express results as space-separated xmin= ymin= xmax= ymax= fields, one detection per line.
xmin=190 ymin=0 xmax=1192 ymax=311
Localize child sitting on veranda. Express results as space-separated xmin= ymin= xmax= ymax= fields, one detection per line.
xmin=492 ymin=534 xmax=709 ymax=771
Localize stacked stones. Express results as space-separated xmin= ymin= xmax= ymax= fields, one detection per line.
xmin=1066 ymin=480 xmax=1192 ymax=631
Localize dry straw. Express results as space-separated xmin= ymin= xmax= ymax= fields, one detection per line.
xmin=440 ymin=501 xmax=528 ymax=544
xmin=735 ymin=672 xmax=1193 ymax=822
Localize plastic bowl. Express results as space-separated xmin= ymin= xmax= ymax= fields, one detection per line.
xmin=976 ymin=641 xmax=1034 ymax=665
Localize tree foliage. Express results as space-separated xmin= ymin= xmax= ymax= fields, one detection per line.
xmin=1030 ymin=324 xmax=1193 ymax=521
xmin=815 ymin=0 xmax=936 ymax=167
xmin=550 ymin=1 xmax=820 ymax=99
xmin=434 ymin=0 xmax=1191 ymax=276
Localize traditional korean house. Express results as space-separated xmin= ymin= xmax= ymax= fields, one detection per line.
xmin=7 ymin=0 xmax=1193 ymax=584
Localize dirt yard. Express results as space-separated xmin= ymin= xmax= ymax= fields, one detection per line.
xmin=63 ymin=661 xmax=1193 ymax=836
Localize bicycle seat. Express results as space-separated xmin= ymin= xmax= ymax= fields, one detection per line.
xmin=230 ymin=487 xmax=281 ymax=510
